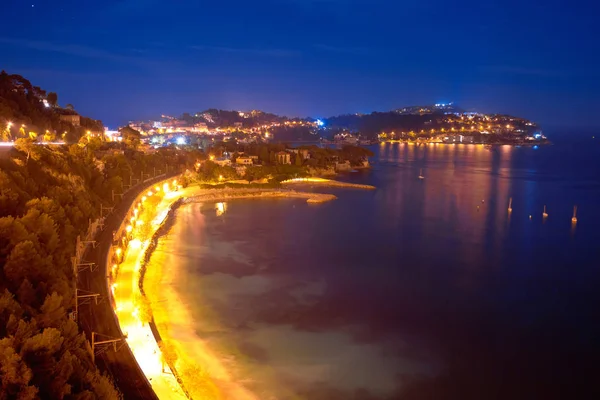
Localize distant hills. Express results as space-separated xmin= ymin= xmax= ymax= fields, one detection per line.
xmin=166 ymin=105 xmax=540 ymax=142
xmin=0 ymin=71 xmax=540 ymax=144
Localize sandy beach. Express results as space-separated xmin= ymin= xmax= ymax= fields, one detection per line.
xmin=138 ymin=186 xmax=340 ymax=399
xmin=144 ymin=238 xmax=257 ymax=400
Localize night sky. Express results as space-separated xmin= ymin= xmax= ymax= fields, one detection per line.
xmin=1 ymin=0 xmax=598 ymax=129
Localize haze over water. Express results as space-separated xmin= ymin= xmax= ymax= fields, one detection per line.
xmin=154 ymin=137 xmax=600 ymax=399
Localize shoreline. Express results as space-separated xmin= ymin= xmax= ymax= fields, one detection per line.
xmin=135 ymin=186 xmax=342 ymax=399
xmin=142 ymin=197 xmax=257 ymax=400
xmin=136 ymin=197 xmax=194 ymax=398
xmin=110 ymin=179 xmax=383 ymax=398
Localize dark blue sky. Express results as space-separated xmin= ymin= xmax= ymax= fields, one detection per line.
xmin=1 ymin=0 xmax=598 ymax=128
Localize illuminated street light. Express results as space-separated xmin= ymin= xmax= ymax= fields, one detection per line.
xmin=147 ymin=190 xmax=153 ymax=196
xmin=216 ymin=202 xmax=227 ymax=216
xmin=126 ymin=225 xmax=133 ymax=233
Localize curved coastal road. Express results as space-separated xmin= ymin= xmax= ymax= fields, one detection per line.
xmin=77 ymin=175 xmax=177 ymax=399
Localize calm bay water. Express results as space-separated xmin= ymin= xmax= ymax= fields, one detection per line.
xmin=157 ymin=138 xmax=600 ymax=400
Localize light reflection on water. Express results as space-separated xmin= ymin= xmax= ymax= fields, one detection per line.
xmin=152 ymin=142 xmax=600 ymax=400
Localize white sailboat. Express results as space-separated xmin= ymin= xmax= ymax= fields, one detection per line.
xmin=418 ymin=168 xmax=425 ymax=180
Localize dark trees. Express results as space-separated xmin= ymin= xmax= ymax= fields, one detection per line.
xmin=120 ymin=126 xmax=141 ymax=149
xmin=47 ymin=92 xmax=58 ymax=107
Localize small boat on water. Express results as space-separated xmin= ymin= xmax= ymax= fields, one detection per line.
xmin=572 ymin=206 xmax=578 ymax=223
xmin=418 ymin=168 xmax=425 ymax=180
xmin=508 ymin=197 xmax=513 ymax=213
xmin=543 ymin=205 xmax=549 ymax=218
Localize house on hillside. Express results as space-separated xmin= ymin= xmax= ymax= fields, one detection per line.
xmin=214 ymin=157 xmax=232 ymax=167
xmin=298 ymin=149 xmax=310 ymax=160
xmin=60 ymin=114 xmax=80 ymax=126
xmin=236 ymin=156 xmax=253 ymax=165
xmin=276 ymin=151 xmax=291 ymax=165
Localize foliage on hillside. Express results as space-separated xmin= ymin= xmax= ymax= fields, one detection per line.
xmin=325 ymin=112 xmax=437 ymax=137
xmin=208 ymin=142 xmax=373 ymax=167
xmin=0 ymin=71 xmax=103 ymax=143
xmin=194 ymin=143 xmax=373 ymax=183
xmin=0 ymin=140 xmax=192 ymax=397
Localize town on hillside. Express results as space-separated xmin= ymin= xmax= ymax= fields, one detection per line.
xmin=1 ymin=71 xmax=547 ymax=149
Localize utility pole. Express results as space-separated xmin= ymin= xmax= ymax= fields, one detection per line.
xmin=100 ymin=204 xmax=114 ymax=218
xmin=80 ymin=239 xmax=97 ymax=249
xmin=91 ymin=332 xmax=123 ymax=363
xmin=73 ymin=289 xmax=100 ymax=322
xmin=75 ymin=236 xmax=97 ymax=261
xmin=111 ymin=190 xmax=123 ymax=202
xmin=75 ymin=262 xmax=97 ymax=273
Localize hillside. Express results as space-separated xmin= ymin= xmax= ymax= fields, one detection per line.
xmin=0 ymin=71 xmax=103 ymax=142
xmin=130 ymin=104 xmax=541 ymax=143
xmin=0 ymin=72 xmax=201 ymax=398
xmin=0 ymin=138 xmax=199 ymax=397
xmin=324 ymin=109 xmax=541 ymax=139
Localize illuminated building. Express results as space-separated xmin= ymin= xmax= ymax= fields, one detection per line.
xmin=276 ymin=151 xmax=291 ymax=164
xmin=60 ymin=114 xmax=80 ymax=126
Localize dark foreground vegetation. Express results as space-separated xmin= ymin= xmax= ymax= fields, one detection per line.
xmin=0 ymin=139 xmax=194 ymax=398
